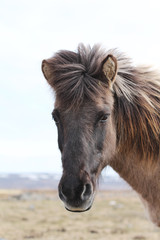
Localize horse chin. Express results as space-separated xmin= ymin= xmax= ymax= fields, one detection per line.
xmin=65 ymin=205 xmax=92 ymax=213
xmin=64 ymin=197 xmax=94 ymax=213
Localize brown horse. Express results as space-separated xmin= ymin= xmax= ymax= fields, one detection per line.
xmin=42 ymin=44 xmax=160 ymax=226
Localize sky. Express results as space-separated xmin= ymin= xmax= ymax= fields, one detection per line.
xmin=0 ymin=0 xmax=160 ymax=174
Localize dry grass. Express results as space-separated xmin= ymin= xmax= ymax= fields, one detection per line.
xmin=0 ymin=189 xmax=160 ymax=240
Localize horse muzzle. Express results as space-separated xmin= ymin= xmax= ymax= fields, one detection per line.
xmin=58 ymin=175 xmax=95 ymax=212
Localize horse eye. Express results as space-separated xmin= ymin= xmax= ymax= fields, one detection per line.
xmin=99 ymin=113 xmax=110 ymax=123
xmin=52 ymin=115 xmax=59 ymax=124
xmin=52 ymin=110 xmax=59 ymax=124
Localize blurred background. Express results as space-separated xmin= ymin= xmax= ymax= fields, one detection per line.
xmin=0 ymin=0 xmax=160 ymax=239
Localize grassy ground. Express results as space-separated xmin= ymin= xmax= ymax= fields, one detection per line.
xmin=0 ymin=189 xmax=160 ymax=240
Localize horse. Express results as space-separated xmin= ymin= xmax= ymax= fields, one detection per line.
xmin=42 ymin=44 xmax=160 ymax=226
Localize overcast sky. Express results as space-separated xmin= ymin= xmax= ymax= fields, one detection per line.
xmin=0 ymin=0 xmax=160 ymax=174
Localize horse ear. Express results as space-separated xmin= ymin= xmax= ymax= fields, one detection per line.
xmin=41 ymin=59 xmax=53 ymax=84
xmin=102 ymin=55 xmax=117 ymax=83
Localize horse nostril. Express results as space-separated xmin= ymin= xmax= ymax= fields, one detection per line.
xmin=81 ymin=183 xmax=92 ymax=200
xmin=59 ymin=185 xmax=67 ymax=202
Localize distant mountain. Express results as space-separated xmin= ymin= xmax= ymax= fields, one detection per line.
xmin=0 ymin=173 xmax=130 ymax=190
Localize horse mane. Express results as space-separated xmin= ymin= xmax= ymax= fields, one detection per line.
xmin=45 ymin=44 xmax=160 ymax=160
xmin=113 ymin=53 xmax=160 ymax=160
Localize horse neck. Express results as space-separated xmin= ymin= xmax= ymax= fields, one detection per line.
xmin=110 ymin=153 xmax=160 ymax=226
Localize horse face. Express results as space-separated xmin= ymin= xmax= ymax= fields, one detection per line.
xmin=42 ymin=45 xmax=118 ymax=212
xmin=53 ymin=94 xmax=116 ymax=212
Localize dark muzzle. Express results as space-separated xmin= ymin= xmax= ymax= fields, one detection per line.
xmin=58 ymin=174 xmax=94 ymax=212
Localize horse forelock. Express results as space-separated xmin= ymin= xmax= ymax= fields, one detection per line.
xmin=48 ymin=44 xmax=136 ymax=109
xmin=46 ymin=44 xmax=111 ymax=109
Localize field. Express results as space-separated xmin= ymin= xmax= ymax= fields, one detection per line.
xmin=0 ymin=189 xmax=160 ymax=240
